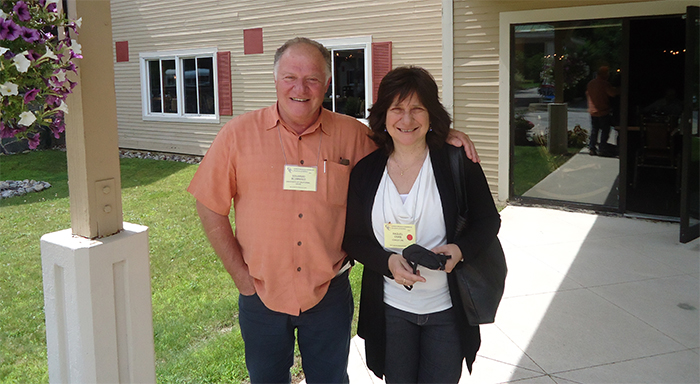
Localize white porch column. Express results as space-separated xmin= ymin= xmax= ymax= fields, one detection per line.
xmin=41 ymin=0 xmax=156 ymax=382
xmin=41 ymin=223 xmax=156 ymax=383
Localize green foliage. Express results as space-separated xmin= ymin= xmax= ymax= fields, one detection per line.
xmin=527 ymin=125 xmax=589 ymax=150
xmin=0 ymin=0 xmax=81 ymax=145
xmin=0 ymin=149 xmax=364 ymax=383
xmin=513 ymin=114 xmax=534 ymax=146
xmin=343 ymin=96 xmax=362 ymax=118
xmin=567 ymin=125 xmax=589 ymax=148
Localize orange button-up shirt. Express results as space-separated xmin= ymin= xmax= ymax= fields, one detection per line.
xmin=586 ymin=76 xmax=618 ymax=117
xmin=188 ymin=104 xmax=376 ymax=315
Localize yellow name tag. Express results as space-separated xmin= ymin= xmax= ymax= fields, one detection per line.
xmin=383 ymin=223 xmax=416 ymax=249
xmin=283 ymin=165 xmax=318 ymax=191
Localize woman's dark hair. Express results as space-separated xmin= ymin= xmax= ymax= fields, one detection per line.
xmin=368 ymin=66 xmax=452 ymax=154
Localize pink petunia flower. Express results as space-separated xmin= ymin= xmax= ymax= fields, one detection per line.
xmin=26 ymin=49 xmax=41 ymax=61
xmin=23 ymin=88 xmax=40 ymax=104
xmin=13 ymin=1 xmax=31 ymax=22
xmin=21 ymin=27 xmax=41 ymax=43
xmin=45 ymin=94 xmax=59 ymax=106
xmin=0 ymin=19 xmax=22 ymax=41
xmin=0 ymin=121 xmax=12 ymax=139
xmin=50 ymin=112 xmax=65 ymax=138
xmin=27 ymin=132 xmax=41 ymax=149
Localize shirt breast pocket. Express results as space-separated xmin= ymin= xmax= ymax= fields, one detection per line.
xmin=324 ymin=161 xmax=351 ymax=206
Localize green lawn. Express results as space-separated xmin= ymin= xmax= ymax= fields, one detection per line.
xmin=0 ymin=149 xmax=363 ymax=383
xmin=512 ymin=145 xmax=581 ymax=196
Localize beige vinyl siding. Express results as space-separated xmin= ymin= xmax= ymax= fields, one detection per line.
xmin=111 ymin=0 xmax=444 ymax=155
xmin=452 ymin=0 xmax=673 ymax=198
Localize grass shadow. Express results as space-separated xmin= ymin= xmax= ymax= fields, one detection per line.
xmin=0 ymin=149 xmax=193 ymax=208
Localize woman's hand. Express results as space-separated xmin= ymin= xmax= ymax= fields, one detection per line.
xmin=432 ymin=244 xmax=463 ymax=273
xmin=388 ymin=253 xmax=426 ymax=287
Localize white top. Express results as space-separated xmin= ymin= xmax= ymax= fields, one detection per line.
xmin=371 ymin=154 xmax=452 ymax=315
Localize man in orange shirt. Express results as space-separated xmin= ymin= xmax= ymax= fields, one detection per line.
xmin=586 ymin=66 xmax=619 ymax=156
xmin=188 ymin=37 xmax=479 ymax=383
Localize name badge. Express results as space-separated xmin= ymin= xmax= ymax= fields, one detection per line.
xmin=283 ymin=165 xmax=317 ymax=191
xmin=383 ymin=223 xmax=416 ymax=249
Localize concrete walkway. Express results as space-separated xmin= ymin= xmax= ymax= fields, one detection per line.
xmin=522 ymin=149 xmax=619 ymax=206
xmin=346 ymin=205 xmax=699 ymax=383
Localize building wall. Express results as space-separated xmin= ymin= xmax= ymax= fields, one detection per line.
xmin=110 ymin=0 xmax=445 ymax=155
xmin=452 ymin=0 xmax=692 ymax=199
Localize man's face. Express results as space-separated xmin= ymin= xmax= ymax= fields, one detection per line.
xmin=274 ymin=44 xmax=330 ymax=133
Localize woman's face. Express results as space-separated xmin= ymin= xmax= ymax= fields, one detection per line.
xmin=385 ymin=92 xmax=430 ymax=150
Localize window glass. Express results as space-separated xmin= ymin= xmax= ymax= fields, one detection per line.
xmin=197 ymin=57 xmax=215 ymax=115
xmin=141 ymin=50 xmax=218 ymax=120
xmin=161 ymin=59 xmax=177 ymax=113
xmin=148 ymin=60 xmax=162 ymax=113
xmin=183 ymin=58 xmax=197 ymax=114
xmin=323 ymin=48 xmax=366 ymax=118
xmin=511 ymin=20 xmax=622 ymax=208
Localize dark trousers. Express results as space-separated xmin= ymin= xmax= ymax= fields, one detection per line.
xmin=589 ymin=114 xmax=612 ymax=151
xmin=238 ymin=271 xmax=353 ymax=384
xmin=384 ymin=305 xmax=463 ymax=384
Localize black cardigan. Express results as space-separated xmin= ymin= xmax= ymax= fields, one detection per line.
xmin=343 ymin=144 xmax=501 ymax=379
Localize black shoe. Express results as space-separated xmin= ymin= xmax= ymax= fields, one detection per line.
xmin=589 ymin=148 xmax=597 ymax=156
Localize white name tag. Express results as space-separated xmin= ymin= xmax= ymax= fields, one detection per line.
xmin=383 ymin=223 xmax=416 ymax=249
xmin=283 ymin=165 xmax=318 ymax=191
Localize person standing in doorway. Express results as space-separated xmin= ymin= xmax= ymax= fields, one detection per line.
xmin=586 ymin=66 xmax=619 ymax=156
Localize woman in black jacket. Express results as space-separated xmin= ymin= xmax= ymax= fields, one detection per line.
xmin=343 ymin=66 xmax=500 ymax=383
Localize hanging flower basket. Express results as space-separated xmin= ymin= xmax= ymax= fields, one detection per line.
xmin=1 ymin=0 xmax=81 ymax=150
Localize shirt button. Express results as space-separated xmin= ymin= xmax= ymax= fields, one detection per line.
xmin=297 ymin=267 xmax=302 ymax=272
xmin=298 ymin=213 xmax=303 ymax=218
xmin=297 ymin=241 xmax=302 ymax=246
xmin=300 ymin=160 xmax=304 ymax=165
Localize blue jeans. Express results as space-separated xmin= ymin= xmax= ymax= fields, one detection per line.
xmin=384 ymin=305 xmax=463 ymax=384
xmin=238 ymin=271 xmax=353 ymax=384
xmin=589 ymin=114 xmax=612 ymax=151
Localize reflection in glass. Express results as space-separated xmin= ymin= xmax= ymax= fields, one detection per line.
xmin=182 ymin=57 xmax=215 ymax=115
xmin=627 ymin=16 xmax=687 ymax=218
xmin=323 ymin=49 xmax=366 ymax=118
xmin=197 ymin=57 xmax=214 ymax=115
xmin=148 ymin=60 xmax=162 ymax=113
xmin=512 ymin=20 xmax=622 ymax=208
xmin=161 ymin=59 xmax=177 ymax=113
xmin=183 ymin=58 xmax=197 ymax=114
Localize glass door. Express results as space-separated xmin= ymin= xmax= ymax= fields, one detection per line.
xmin=680 ymin=6 xmax=699 ymax=243
xmin=511 ymin=20 xmax=623 ymax=210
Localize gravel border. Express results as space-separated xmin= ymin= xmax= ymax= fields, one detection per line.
xmin=119 ymin=149 xmax=202 ymax=164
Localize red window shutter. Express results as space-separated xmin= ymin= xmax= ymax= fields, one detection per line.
xmin=217 ymin=51 xmax=232 ymax=116
xmin=372 ymin=42 xmax=392 ymax=103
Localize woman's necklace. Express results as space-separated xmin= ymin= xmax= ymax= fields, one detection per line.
xmin=393 ymin=159 xmax=412 ymax=176
xmin=390 ymin=147 xmax=428 ymax=176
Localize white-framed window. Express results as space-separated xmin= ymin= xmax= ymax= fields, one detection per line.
xmin=139 ymin=48 xmax=219 ymax=123
xmin=316 ymin=36 xmax=372 ymax=120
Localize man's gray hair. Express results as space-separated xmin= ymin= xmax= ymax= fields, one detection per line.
xmin=273 ymin=37 xmax=332 ymax=80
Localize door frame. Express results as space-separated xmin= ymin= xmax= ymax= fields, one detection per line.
xmin=680 ymin=5 xmax=699 ymax=243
